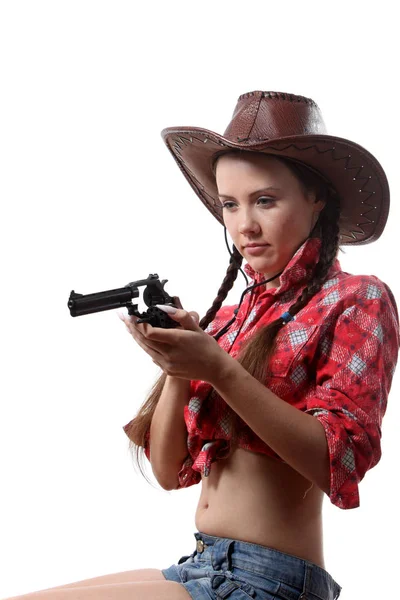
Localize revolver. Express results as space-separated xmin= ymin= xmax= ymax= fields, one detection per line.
xmin=67 ymin=274 xmax=182 ymax=328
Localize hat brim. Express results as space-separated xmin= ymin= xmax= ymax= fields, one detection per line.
xmin=161 ymin=126 xmax=390 ymax=245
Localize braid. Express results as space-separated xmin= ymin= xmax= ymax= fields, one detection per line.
xmin=199 ymin=244 xmax=243 ymax=331
xmin=283 ymin=190 xmax=341 ymax=322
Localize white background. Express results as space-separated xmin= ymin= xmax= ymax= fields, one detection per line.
xmin=0 ymin=1 xmax=398 ymax=598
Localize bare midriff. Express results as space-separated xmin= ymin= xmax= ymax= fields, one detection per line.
xmin=194 ymin=446 xmax=326 ymax=569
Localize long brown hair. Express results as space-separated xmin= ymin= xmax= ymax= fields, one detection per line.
xmin=123 ymin=152 xmax=343 ymax=484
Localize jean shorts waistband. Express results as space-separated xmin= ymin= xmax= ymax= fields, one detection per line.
xmin=193 ymin=531 xmax=342 ymax=600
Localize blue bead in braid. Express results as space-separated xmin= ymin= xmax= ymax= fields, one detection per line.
xmin=280 ymin=311 xmax=294 ymax=324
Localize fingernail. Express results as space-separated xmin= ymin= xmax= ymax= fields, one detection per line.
xmin=155 ymin=304 xmax=177 ymax=314
xmin=117 ymin=311 xmax=126 ymax=321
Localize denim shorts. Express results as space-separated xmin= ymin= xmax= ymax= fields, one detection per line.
xmin=161 ymin=531 xmax=342 ymax=600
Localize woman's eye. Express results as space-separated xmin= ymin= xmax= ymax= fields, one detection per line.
xmin=222 ymin=197 xmax=274 ymax=209
xmin=257 ymin=197 xmax=274 ymax=205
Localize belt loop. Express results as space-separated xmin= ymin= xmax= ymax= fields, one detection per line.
xmin=211 ymin=537 xmax=234 ymax=572
xmin=299 ymin=562 xmax=312 ymax=599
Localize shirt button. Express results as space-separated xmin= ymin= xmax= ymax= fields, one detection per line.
xmin=196 ymin=539 xmax=205 ymax=553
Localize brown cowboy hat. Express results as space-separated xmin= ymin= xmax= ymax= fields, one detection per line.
xmin=161 ymin=90 xmax=390 ymax=245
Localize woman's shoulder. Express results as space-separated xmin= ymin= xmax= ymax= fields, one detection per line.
xmin=308 ymin=269 xmax=400 ymax=358
xmin=321 ymin=268 xmax=398 ymax=315
xmin=290 ymin=270 xmax=399 ymax=351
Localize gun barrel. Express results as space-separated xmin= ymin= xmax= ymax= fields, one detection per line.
xmin=68 ymin=287 xmax=137 ymax=317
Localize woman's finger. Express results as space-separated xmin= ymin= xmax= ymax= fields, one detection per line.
xmin=119 ymin=313 xmax=171 ymax=361
xmin=119 ymin=313 xmax=146 ymax=337
xmin=128 ymin=322 xmax=167 ymax=351
xmin=128 ymin=328 xmax=166 ymax=361
xmin=117 ymin=311 xmax=144 ymax=329
xmin=138 ymin=340 xmax=165 ymax=362
xmin=126 ymin=314 xmax=153 ymax=338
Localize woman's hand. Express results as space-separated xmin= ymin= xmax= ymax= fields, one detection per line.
xmin=118 ymin=306 xmax=230 ymax=383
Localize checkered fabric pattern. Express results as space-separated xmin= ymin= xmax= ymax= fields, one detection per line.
xmin=143 ymin=237 xmax=400 ymax=509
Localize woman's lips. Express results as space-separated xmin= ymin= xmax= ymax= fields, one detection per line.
xmin=245 ymin=245 xmax=269 ymax=255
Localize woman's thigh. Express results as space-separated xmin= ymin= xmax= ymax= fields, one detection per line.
xmin=39 ymin=568 xmax=167 ymax=590
xmin=4 ymin=581 xmax=191 ymax=600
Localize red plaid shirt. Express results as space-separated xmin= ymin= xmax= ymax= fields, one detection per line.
xmin=143 ymin=237 xmax=400 ymax=509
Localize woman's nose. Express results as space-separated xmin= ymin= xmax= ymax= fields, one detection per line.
xmin=238 ymin=212 xmax=261 ymax=234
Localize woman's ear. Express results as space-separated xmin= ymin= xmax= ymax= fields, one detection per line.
xmin=314 ymin=197 xmax=326 ymax=212
xmin=309 ymin=195 xmax=326 ymax=231
xmin=308 ymin=190 xmax=326 ymax=213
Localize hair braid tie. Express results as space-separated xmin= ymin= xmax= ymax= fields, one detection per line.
xmin=280 ymin=311 xmax=294 ymax=324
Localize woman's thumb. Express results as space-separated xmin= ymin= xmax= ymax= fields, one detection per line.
xmin=155 ymin=305 xmax=200 ymax=329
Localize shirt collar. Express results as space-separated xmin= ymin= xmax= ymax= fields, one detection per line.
xmin=243 ymin=236 xmax=342 ymax=296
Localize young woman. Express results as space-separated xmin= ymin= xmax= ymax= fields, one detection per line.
xmin=7 ymin=91 xmax=399 ymax=600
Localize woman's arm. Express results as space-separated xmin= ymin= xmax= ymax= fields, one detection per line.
xmin=209 ymin=358 xmax=331 ymax=495
xmin=148 ymin=375 xmax=191 ymax=490
xmin=209 ymin=277 xmax=400 ymax=508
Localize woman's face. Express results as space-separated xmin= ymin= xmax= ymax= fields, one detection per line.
xmin=215 ymin=153 xmax=325 ymax=289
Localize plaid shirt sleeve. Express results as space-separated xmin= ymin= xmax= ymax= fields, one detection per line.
xmin=305 ymin=278 xmax=400 ymax=509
